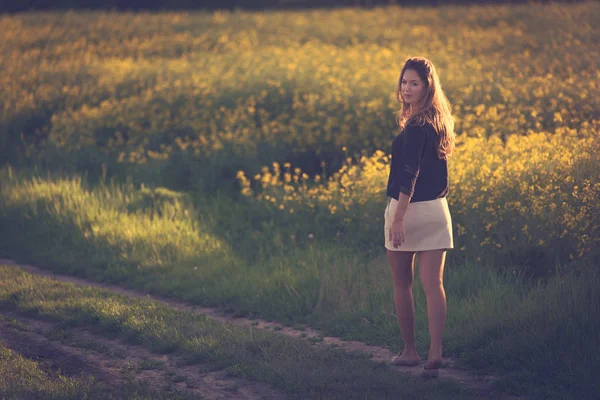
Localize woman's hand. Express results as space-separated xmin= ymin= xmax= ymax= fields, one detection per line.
xmin=389 ymin=218 xmax=405 ymax=248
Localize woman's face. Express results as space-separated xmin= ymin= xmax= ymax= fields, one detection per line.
xmin=400 ymin=69 xmax=426 ymax=106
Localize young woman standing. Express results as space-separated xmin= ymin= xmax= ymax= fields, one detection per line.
xmin=384 ymin=57 xmax=455 ymax=378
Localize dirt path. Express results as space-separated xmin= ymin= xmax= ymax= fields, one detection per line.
xmin=0 ymin=317 xmax=123 ymax=391
xmin=0 ymin=258 xmax=524 ymax=399
xmin=0 ymin=312 xmax=286 ymax=400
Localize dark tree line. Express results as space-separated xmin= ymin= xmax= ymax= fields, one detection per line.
xmin=0 ymin=0 xmax=582 ymax=12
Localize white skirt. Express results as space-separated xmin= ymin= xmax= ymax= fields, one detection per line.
xmin=384 ymin=197 xmax=454 ymax=252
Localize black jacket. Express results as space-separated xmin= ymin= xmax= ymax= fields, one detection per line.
xmin=386 ymin=122 xmax=449 ymax=202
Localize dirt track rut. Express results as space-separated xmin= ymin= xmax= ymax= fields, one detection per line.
xmin=0 ymin=313 xmax=286 ymax=399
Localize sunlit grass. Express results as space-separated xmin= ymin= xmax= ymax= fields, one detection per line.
xmin=0 ymin=170 xmax=235 ymax=282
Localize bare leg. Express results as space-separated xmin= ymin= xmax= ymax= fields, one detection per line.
xmin=387 ymin=249 xmax=420 ymax=362
xmin=417 ymin=249 xmax=447 ymax=365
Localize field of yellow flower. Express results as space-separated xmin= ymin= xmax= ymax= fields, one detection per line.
xmin=239 ymin=125 xmax=599 ymax=274
xmin=2 ymin=4 xmax=598 ymax=177
xmin=0 ymin=4 xmax=599 ymax=399
xmin=1 ymin=3 xmax=598 ymax=271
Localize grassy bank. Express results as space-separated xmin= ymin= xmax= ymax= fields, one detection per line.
xmin=0 ymin=265 xmax=473 ymax=400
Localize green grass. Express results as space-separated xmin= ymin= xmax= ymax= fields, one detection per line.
xmin=0 ymin=265 xmax=474 ymax=400
xmin=1 ymin=171 xmax=599 ymax=399
xmin=0 ymin=342 xmax=97 ymax=400
xmin=0 ymin=340 xmax=201 ymax=400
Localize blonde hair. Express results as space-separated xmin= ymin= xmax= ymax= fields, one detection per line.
xmin=395 ymin=57 xmax=455 ymax=160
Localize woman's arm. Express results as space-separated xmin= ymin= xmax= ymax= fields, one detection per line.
xmin=393 ymin=192 xmax=411 ymax=222
xmin=389 ymin=192 xmax=411 ymax=248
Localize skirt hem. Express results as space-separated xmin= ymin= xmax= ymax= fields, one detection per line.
xmin=384 ymin=245 xmax=454 ymax=252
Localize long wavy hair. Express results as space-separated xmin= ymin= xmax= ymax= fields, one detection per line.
xmin=395 ymin=57 xmax=455 ymax=160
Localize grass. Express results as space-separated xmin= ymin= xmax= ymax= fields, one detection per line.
xmin=1 ymin=172 xmax=599 ymax=398
xmin=0 ymin=265 xmax=473 ymax=400
xmin=0 ymin=340 xmax=201 ymax=400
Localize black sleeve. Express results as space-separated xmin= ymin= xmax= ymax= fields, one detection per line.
xmin=397 ymin=125 xmax=428 ymax=197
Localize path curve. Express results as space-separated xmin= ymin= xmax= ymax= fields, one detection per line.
xmin=0 ymin=258 xmax=524 ymax=399
xmin=0 ymin=313 xmax=286 ymax=399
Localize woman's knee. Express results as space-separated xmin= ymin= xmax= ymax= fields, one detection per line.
xmin=394 ymin=277 xmax=414 ymax=291
xmin=419 ymin=265 xmax=444 ymax=291
xmin=418 ymin=252 xmax=446 ymax=293
xmin=420 ymin=277 xmax=444 ymax=295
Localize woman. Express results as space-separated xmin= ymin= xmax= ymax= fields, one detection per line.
xmin=384 ymin=57 xmax=455 ymax=378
